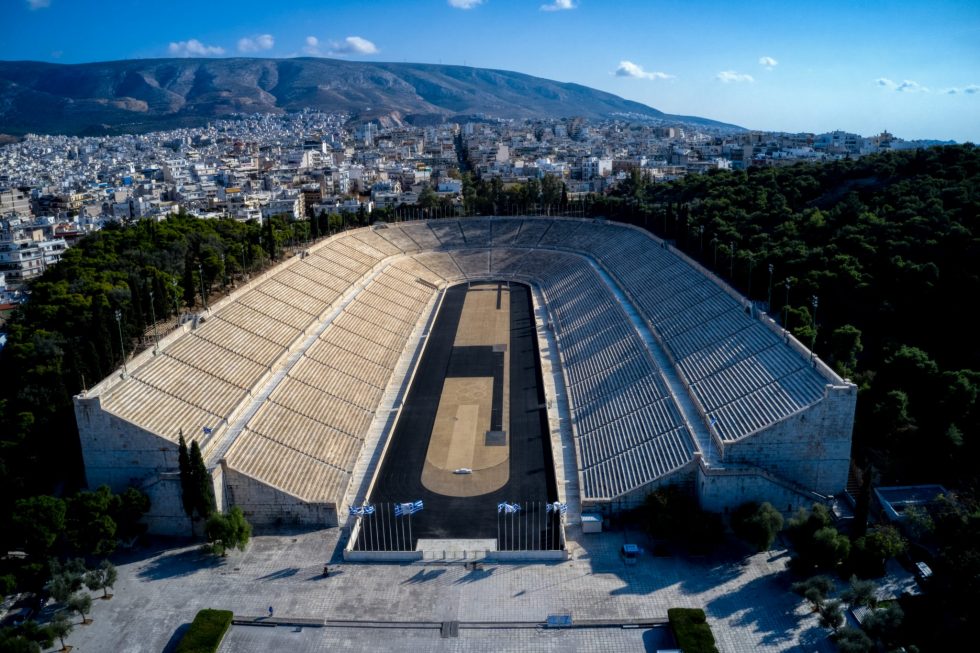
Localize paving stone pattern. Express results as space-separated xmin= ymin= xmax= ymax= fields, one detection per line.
xmin=53 ymin=528 xmax=836 ymax=653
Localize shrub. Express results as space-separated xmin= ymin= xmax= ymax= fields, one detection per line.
xmin=175 ymin=609 xmax=233 ymax=653
xmin=205 ymin=507 xmax=252 ymax=556
xmin=833 ymin=626 xmax=874 ymax=653
xmin=791 ymin=575 xmax=836 ymax=610
xmin=731 ymin=502 xmax=784 ymax=551
xmin=667 ymin=608 xmax=719 ymax=653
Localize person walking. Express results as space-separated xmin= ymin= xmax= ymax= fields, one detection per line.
xmin=268 ymin=606 xmax=274 ymax=618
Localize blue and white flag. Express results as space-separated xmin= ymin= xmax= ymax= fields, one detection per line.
xmin=546 ymin=502 xmax=567 ymax=515
xmin=202 ymin=426 xmax=213 ymax=435
xmin=348 ymin=504 xmax=376 ymax=516
xmin=497 ymin=502 xmax=521 ymax=514
xmin=709 ymin=416 xmax=718 ymax=427
xmin=394 ymin=500 xmax=423 ymax=517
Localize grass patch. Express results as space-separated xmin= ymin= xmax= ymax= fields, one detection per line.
xmin=175 ymin=609 xmax=233 ymax=653
xmin=668 ymin=608 xmax=719 ymax=653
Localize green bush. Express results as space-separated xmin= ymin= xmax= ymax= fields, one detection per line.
xmin=175 ymin=609 xmax=233 ymax=653
xmin=668 ymin=608 xmax=719 ymax=653
xmin=731 ymin=501 xmax=784 ymax=551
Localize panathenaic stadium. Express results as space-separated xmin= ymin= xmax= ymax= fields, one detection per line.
xmin=74 ymin=217 xmax=856 ymax=557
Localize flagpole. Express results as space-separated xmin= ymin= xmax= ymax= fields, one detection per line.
xmin=496 ymin=507 xmax=500 ymax=551
xmin=385 ymin=502 xmax=392 ymax=552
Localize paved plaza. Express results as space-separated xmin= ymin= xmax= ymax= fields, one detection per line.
xmin=47 ymin=526 xmax=836 ymax=653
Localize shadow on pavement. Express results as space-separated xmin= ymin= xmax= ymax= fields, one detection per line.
xmin=256 ymin=567 xmax=300 ymax=581
xmin=706 ymin=573 xmax=802 ymax=648
xmin=453 ymin=567 xmax=495 ymax=584
xmin=136 ymin=547 xmax=227 ymax=580
xmin=402 ymin=569 xmax=446 ymax=584
xmin=161 ymin=622 xmax=190 ymax=653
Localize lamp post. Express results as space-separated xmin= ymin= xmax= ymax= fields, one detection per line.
xmin=784 ymin=278 xmax=792 ymax=331
xmin=713 ymin=238 xmax=719 ymax=268
xmin=747 ymin=254 xmax=754 ymax=299
xmin=172 ymin=276 xmax=180 ymax=326
xmin=221 ymin=253 xmax=227 ymax=287
xmin=810 ymin=295 xmax=819 ymax=363
xmin=198 ymin=262 xmax=208 ymax=312
xmin=729 ymin=240 xmax=736 ymax=279
xmin=114 ymin=309 xmax=127 ymax=375
xmin=241 ymin=242 xmax=247 ymax=279
xmin=767 ymin=264 xmax=774 ymax=312
xmin=148 ymin=289 xmax=159 ymax=352
xmin=699 ymin=225 xmax=705 ymax=255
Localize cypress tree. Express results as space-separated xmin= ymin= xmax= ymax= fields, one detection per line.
xmin=177 ymin=431 xmax=194 ymax=521
xmin=189 ymin=440 xmax=216 ymax=519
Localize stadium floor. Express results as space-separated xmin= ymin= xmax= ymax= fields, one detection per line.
xmin=360 ymin=282 xmax=559 ymax=550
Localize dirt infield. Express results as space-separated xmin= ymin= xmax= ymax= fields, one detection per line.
xmin=361 ymin=282 xmax=558 ymax=549
xmin=421 ymin=283 xmax=511 ymax=497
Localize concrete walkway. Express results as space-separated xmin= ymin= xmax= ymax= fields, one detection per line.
xmin=52 ymin=529 xmax=835 ymax=653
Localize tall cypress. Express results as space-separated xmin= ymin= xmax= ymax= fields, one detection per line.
xmin=189 ymin=440 xmax=216 ymax=519
xmin=177 ymin=431 xmax=194 ymax=521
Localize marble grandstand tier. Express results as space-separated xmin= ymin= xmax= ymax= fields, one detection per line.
xmin=74 ymin=217 xmax=856 ymax=534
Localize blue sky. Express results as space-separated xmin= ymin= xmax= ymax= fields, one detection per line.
xmin=5 ymin=0 xmax=979 ymax=141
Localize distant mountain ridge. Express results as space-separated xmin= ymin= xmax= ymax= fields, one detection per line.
xmin=0 ymin=57 xmax=740 ymax=136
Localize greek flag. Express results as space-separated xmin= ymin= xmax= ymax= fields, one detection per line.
xmin=546 ymin=502 xmax=568 ymax=515
xmin=394 ymin=500 xmax=423 ymax=517
xmin=709 ymin=416 xmax=718 ymax=427
xmin=202 ymin=426 xmax=213 ymax=435
xmin=497 ymin=502 xmax=521 ymax=514
xmin=348 ymin=504 xmax=376 ymax=516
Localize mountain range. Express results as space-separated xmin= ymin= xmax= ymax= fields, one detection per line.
xmin=0 ymin=57 xmax=739 ymax=136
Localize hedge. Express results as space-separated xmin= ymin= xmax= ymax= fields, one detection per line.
xmin=175 ymin=609 xmax=234 ymax=653
xmin=668 ymin=608 xmax=719 ymax=653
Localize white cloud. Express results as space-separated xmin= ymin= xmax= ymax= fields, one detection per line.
xmin=896 ymin=79 xmax=928 ymax=93
xmin=945 ymin=84 xmax=980 ymax=95
xmin=330 ymin=36 xmax=378 ymax=56
xmin=168 ymin=39 xmax=225 ymax=57
xmin=27 ymin=0 xmax=50 ymax=9
xmin=716 ymin=70 xmax=754 ymax=83
xmin=448 ymin=0 xmax=483 ymax=8
xmin=758 ymin=56 xmax=778 ymax=69
xmin=614 ymin=61 xmax=673 ymax=81
xmin=237 ymin=34 xmax=274 ymax=53
xmin=303 ymin=36 xmax=321 ymax=56
xmin=877 ymin=78 xmax=930 ymax=93
xmin=541 ymin=0 xmax=576 ymax=10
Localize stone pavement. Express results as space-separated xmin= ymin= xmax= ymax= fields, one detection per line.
xmin=46 ymin=527 xmax=836 ymax=653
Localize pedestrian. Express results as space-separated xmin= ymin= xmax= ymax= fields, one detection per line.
xmin=268 ymin=606 xmax=274 ymax=618
xmin=323 ymin=564 xmax=330 ymax=577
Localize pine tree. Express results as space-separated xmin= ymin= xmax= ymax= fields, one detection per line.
xmin=189 ymin=440 xmax=216 ymax=519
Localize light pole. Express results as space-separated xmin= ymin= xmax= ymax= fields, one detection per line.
xmin=241 ymin=242 xmax=247 ymax=279
xmin=729 ymin=240 xmax=736 ymax=279
xmin=699 ymin=225 xmax=705 ymax=255
xmin=810 ymin=295 xmax=819 ymax=363
xmin=198 ymin=262 xmax=208 ymax=312
xmin=767 ymin=264 xmax=774 ymax=312
xmin=114 ymin=309 xmax=127 ymax=375
xmin=747 ymin=254 xmax=754 ymax=298
xmin=221 ymin=253 xmax=227 ymax=287
xmin=172 ymin=276 xmax=180 ymax=326
xmin=148 ymin=289 xmax=159 ymax=352
xmin=713 ymin=238 xmax=719 ymax=268
xmin=784 ymin=278 xmax=792 ymax=331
